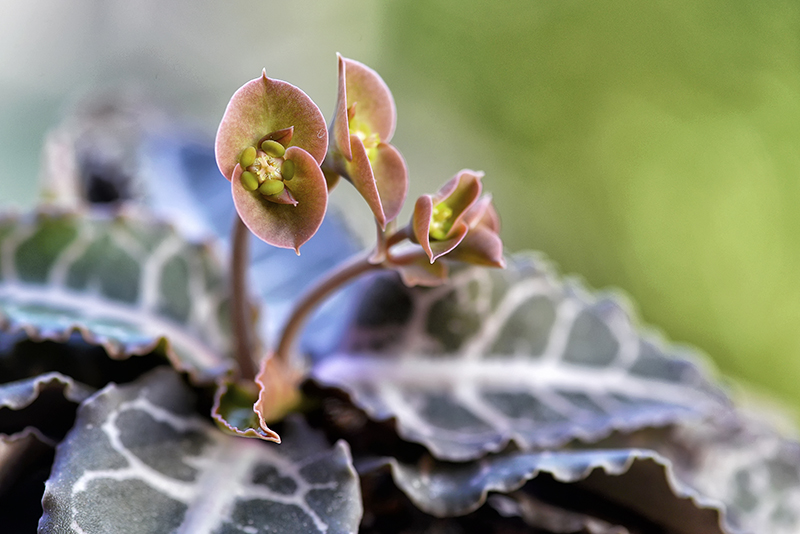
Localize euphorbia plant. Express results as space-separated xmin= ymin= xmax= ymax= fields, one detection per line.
xmin=212 ymin=59 xmax=505 ymax=443
xmin=2 ymin=54 xmax=800 ymax=533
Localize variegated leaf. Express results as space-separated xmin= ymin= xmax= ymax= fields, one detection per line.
xmin=0 ymin=372 xmax=94 ymax=443
xmin=0 ymin=211 xmax=232 ymax=383
xmin=40 ymin=101 xmax=361 ymax=355
xmin=366 ymin=448 xmax=726 ymax=533
xmin=489 ymin=492 xmax=629 ymax=534
xmin=0 ymin=372 xmax=94 ymax=411
xmin=313 ymin=254 xmax=729 ymax=461
xmin=40 ymin=367 xmax=362 ymax=534
xmin=652 ymin=416 xmax=800 ymax=534
xmin=0 ymin=333 xmax=165 ymax=392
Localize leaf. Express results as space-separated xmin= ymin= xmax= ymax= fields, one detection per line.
xmin=654 ymin=415 xmax=800 ymax=534
xmin=39 ymin=101 xmax=362 ymax=356
xmin=489 ymin=492 xmax=630 ymax=534
xmin=313 ymin=254 xmax=729 ymax=461
xmin=0 ymin=333 xmax=165 ymax=390
xmin=0 ymin=335 xmax=99 ymax=441
xmin=0 ymin=372 xmax=94 ymax=442
xmin=0 ymin=428 xmax=56 ymax=532
xmin=0 ymin=211 xmax=233 ymax=383
xmin=40 ymin=367 xmax=363 ymax=534
xmin=0 ymin=372 xmax=94 ymax=411
xmin=212 ymin=377 xmax=283 ymax=443
xmin=0 ymin=331 xmax=156 ymax=441
xmin=1 ymin=427 xmax=56 ymax=491
xmin=364 ymin=448 xmax=726 ymax=533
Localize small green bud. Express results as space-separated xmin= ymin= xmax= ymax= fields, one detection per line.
xmin=240 ymin=171 xmax=259 ymax=192
xmin=258 ymin=179 xmax=285 ymax=197
xmin=281 ymin=159 xmax=295 ymax=181
xmin=239 ymin=146 xmax=257 ymax=168
xmin=261 ymin=140 xmax=286 ymax=158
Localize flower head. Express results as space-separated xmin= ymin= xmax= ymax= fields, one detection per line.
xmin=412 ymin=169 xmax=482 ymax=262
xmin=215 ymin=71 xmax=328 ymax=253
xmin=325 ymin=54 xmax=408 ymax=229
xmin=411 ymin=169 xmax=504 ymax=267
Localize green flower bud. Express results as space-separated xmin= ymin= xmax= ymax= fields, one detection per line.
xmin=258 ymin=179 xmax=285 ymax=197
xmin=261 ymin=139 xmax=286 ymax=158
xmin=239 ymin=146 xmax=257 ymax=168
xmin=240 ymin=171 xmax=259 ymax=192
xmin=281 ymin=159 xmax=295 ymax=181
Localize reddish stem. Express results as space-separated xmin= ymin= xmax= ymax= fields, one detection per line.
xmin=231 ymin=214 xmax=257 ymax=380
xmin=273 ymin=252 xmax=379 ymax=364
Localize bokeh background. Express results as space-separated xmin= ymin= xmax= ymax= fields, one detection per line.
xmin=2 ymin=0 xmax=799 ymax=417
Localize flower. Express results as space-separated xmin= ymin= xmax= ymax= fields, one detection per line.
xmin=215 ymin=71 xmax=329 ymax=253
xmin=411 ymin=169 xmax=504 ymax=267
xmin=324 ymin=54 xmax=408 ymax=229
xmin=411 ymin=169 xmax=482 ymax=262
xmin=446 ymin=195 xmax=505 ymax=268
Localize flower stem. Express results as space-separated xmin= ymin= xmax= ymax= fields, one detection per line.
xmin=231 ymin=214 xmax=257 ymax=380
xmin=386 ymin=224 xmax=412 ymax=249
xmin=274 ymin=251 xmax=380 ymax=364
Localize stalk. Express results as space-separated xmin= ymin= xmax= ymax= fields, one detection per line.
xmin=273 ymin=252 xmax=380 ymax=364
xmin=230 ymin=214 xmax=257 ymax=380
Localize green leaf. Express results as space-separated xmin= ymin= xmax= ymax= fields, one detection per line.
xmin=313 ymin=254 xmax=728 ymax=461
xmin=40 ymin=367 xmax=362 ymax=534
xmin=0 ymin=211 xmax=233 ymax=383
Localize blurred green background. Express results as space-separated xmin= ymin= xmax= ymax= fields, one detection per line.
xmin=2 ymin=0 xmax=799 ymax=416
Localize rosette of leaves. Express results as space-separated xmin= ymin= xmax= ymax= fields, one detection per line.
xmin=2 ymin=57 xmax=800 ymax=534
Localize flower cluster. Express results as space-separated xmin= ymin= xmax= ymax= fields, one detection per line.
xmin=412 ymin=170 xmax=504 ymax=268
xmin=215 ymin=56 xmax=504 ymax=275
xmin=214 ymin=55 xmax=508 ymax=441
xmin=215 ymin=72 xmax=328 ymax=253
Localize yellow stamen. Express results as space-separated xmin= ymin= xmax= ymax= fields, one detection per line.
xmin=258 ymin=180 xmax=285 ymax=197
xmin=261 ymin=140 xmax=286 ymax=158
xmin=240 ymin=171 xmax=259 ymax=192
xmin=281 ymin=160 xmax=295 ymax=181
xmin=239 ymin=146 xmax=257 ymax=168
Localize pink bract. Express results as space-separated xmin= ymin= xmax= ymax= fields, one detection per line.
xmin=412 ymin=170 xmax=483 ymax=263
xmin=327 ymin=54 xmax=408 ymax=228
xmin=447 ymin=195 xmax=506 ymax=268
xmin=215 ymin=72 xmax=329 ymax=253
xmin=216 ymin=71 xmax=327 ymax=180
xmin=231 ymin=147 xmax=328 ymax=254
